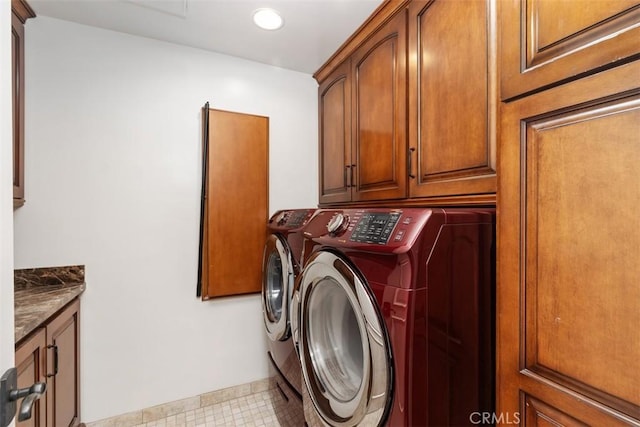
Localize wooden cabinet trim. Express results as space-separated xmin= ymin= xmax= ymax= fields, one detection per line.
xmin=314 ymin=0 xmax=410 ymax=83
xmin=11 ymin=0 xmax=35 ymax=22
xmin=499 ymin=0 xmax=640 ymax=100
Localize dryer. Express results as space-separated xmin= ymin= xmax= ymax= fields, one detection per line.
xmin=292 ymin=208 xmax=495 ymax=427
xmin=262 ymin=208 xmax=316 ymax=425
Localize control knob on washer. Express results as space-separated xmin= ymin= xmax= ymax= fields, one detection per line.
xmin=327 ymin=213 xmax=349 ymax=235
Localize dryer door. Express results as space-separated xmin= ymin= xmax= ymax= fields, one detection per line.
xmin=295 ymin=250 xmax=393 ymax=427
xmin=262 ymin=234 xmax=294 ymax=341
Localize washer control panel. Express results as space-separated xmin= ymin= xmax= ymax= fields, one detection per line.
xmin=269 ymin=209 xmax=316 ymax=229
xmin=350 ymin=212 xmax=401 ymax=244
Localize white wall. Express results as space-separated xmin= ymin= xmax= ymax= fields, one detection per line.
xmin=1 ymin=0 xmax=16 ymax=383
xmin=13 ymin=16 xmax=318 ymax=422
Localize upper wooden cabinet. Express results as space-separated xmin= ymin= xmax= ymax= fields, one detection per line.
xmin=318 ymin=60 xmax=352 ymax=204
xmin=318 ymin=7 xmax=408 ymax=204
xmin=407 ymin=0 xmax=496 ymax=199
xmin=316 ymin=0 xmax=497 ymax=206
xmin=12 ymin=0 xmax=35 ymax=208
xmin=500 ymin=0 xmax=640 ymax=100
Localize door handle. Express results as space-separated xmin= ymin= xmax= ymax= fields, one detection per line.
xmin=350 ymin=164 xmax=356 ymax=188
xmin=408 ymin=147 xmax=416 ymax=179
xmin=344 ymin=165 xmax=351 ymax=188
xmin=0 ymin=368 xmax=47 ymax=426
xmin=46 ymin=344 xmax=59 ymax=377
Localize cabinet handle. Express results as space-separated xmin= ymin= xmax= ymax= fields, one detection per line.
xmin=408 ymin=147 xmax=416 ymax=179
xmin=46 ymin=345 xmax=58 ymax=378
xmin=350 ymin=164 xmax=356 ymax=188
xmin=344 ymin=165 xmax=351 ymax=188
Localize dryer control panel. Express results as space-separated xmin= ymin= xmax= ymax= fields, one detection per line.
xmin=350 ymin=212 xmax=401 ymax=244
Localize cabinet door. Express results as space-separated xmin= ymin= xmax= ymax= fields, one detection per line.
xmin=11 ymin=11 xmax=25 ymax=206
xmin=500 ymin=0 xmax=640 ymax=100
xmin=498 ymin=62 xmax=640 ymax=425
xmin=408 ymin=0 xmax=496 ymax=200
xmin=318 ymin=60 xmax=352 ymax=204
xmin=15 ymin=329 xmax=46 ymax=427
xmin=351 ymin=9 xmax=407 ymax=202
xmin=46 ymin=300 xmax=80 ymax=427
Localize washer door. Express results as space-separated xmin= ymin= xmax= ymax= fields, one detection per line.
xmin=295 ymin=250 xmax=393 ymax=427
xmin=262 ymin=234 xmax=294 ymax=341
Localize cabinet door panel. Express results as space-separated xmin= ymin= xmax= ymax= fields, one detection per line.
xmin=498 ymin=62 xmax=640 ymax=426
xmin=408 ymin=0 xmax=496 ymax=199
xmin=15 ymin=329 xmax=46 ymax=427
xmin=12 ymin=11 xmax=25 ymax=205
xmin=500 ymin=0 xmax=640 ymax=100
xmin=351 ymin=10 xmax=407 ymax=202
xmin=47 ymin=300 xmax=80 ymax=427
xmin=319 ymin=60 xmax=352 ymax=204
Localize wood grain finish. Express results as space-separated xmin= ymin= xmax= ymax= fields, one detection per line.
xmin=408 ymin=0 xmax=496 ymax=199
xmin=313 ymin=0 xmax=410 ymax=83
xmin=497 ymin=61 xmax=640 ymax=426
xmin=11 ymin=0 xmax=34 ymax=208
xmin=319 ymin=60 xmax=351 ymax=204
xmin=201 ymin=108 xmax=268 ymax=299
xmin=46 ymin=299 xmax=81 ymax=427
xmin=351 ymin=9 xmax=407 ymax=202
xmin=523 ymin=395 xmax=586 ymax=427
xmin=15 ymin=328 xmax=46 ymax=427
xmin=500 ymin=0 xmax=640 ymax=100
xmin=317 ymin=8 xmax=408 ymax=204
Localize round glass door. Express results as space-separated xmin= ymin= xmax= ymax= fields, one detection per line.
xmin=262 ymin=234 xmax=293 ymax=341
xmin=296 ymin=250 xmax=392 ymax=427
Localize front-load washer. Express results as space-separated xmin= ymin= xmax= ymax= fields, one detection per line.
xmin=292 ymin=208 xmax=495 ymax=427
xmin=262 ymin=208 xmax=316 ymax=425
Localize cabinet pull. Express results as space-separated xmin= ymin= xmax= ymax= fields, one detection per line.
xmin=408 ymin=147 xmax=416 ymax=179
xmin=350 ymin=164 xmax=356 ymax=188
xmin=344 ymin=165 xmax=351 ymax=188
xmin=46 ymin=345 xmax=58 ymax=378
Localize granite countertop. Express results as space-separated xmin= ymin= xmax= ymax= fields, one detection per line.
xmin=14 ymin=265 xmax=86 ymax=343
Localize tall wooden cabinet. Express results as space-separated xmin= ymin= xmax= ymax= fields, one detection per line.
xmin=14 ymin=299 xmax=81 ymax=427
xmin=11 ymin=0 xmax=35 ymax=208
xmin=318 ymin=7 xmax=408 ymax=204
xmin=497 ymin=0 xmax=640 ymax=425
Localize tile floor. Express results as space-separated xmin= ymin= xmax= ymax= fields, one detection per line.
xmin=132 ymin=389 xmax=282 ymax=427
xmin=86 ymin=377 xmax=305 ymax=427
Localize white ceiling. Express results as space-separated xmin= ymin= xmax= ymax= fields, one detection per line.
xmin=28 ymin=0 xmax=383 ymax=75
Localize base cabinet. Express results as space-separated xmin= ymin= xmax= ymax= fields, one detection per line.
xmin=15 ymin=329 xmax=46 ymax=427
xmin=15 ymin=299 xmax=81 ymax=427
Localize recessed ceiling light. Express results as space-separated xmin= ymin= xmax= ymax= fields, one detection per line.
xmin=253 ymin=8 xmax=284 ymax=31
